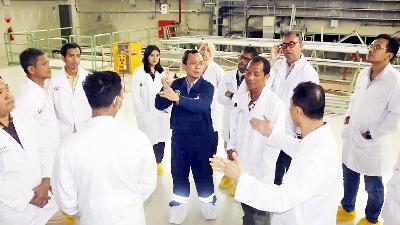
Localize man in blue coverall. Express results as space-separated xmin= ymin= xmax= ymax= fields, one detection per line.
xmin=155 ymin=49 xmax=216 ymax=224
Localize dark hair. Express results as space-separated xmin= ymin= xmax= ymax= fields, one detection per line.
xmin=182 ymin=49 xmax=201 ymax=65
xmin=19 ymin=48 xmax=44 ymax=74
xmin=375 ymin=34 xmax=399 ymax=62
xmin=283 ymin=31 xmax=302 ymax=43
xmin=248 ymin=56 xmax=271 ymax=75
xmin=143 ymin=45 xmax=164 ymax=75
xmin=242 ymin=46 xmax=259 ymax=58
xmin=83 ymin=71 xmax=122 ymax=109
xmin=292 ymin=82 xmax=325 ymax=120
xmin=60 ymin=43 xmax=81 ymax=57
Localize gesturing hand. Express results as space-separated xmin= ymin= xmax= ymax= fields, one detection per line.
xmin=250 ymin=115 xmax=273 ymax=136
xmin=159 ymin=87 xmax=179 ymax=102
xmin=210 ymin=153 xmax=243 ymax=181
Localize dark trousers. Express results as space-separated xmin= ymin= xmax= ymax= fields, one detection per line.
xmin=341 ymin=164 xmax=384 ymax=223
xmin=241 ymin=203 xmax=270 ymax=225
xmin=153 ymin=142 xmax=165 ymax=164
xmin=171 ymin=132 xmax=215 ymax=198
xmin=274 ymin=150 xmax=292 ymax=185
xmin=213 ymin=131 xmax=219 ymax=155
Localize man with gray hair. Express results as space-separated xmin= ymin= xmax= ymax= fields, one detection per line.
xmin=269 ymin=31 xmax=319 ymax=186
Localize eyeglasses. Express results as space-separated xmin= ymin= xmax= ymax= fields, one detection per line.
xmin=368 ymin=44 xmax=387 ymax=52
xmin=280 ymin=41 xmax=299 ymax=49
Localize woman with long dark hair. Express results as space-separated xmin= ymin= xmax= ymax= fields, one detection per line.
xmin=132 ymin=45 xmax=170 ymax=175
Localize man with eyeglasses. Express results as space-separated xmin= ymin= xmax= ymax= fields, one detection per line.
xmin=217 ymin=46 xmax=258 ymax=195
xmin=53 ymin=71 xmax=157 ymax=225
xmin=224 ymin=56 xmax=286 ymax=225
xmin=155 ymin=49 xmax=216 ymax=224
xmin=268 ymin=31 xmax=319 ymax=187
xmin=337 ymin=34 xmax=400 ymax=225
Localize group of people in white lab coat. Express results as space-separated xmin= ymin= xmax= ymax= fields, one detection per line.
xmin=212 ymin=31 xmax=400 ymax=225
xmin=1 ymin=30 xmax=400 ymax=225
xmin=1 ymin=44 xmax=93 ymax=225
xmin=1 ymin=43 xmax=157 ymax=225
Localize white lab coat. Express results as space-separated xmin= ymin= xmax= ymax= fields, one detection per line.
xmin=217 ymin=69 xmax=242 ymax=143
xmin=235 ymin=123 xmax=341 ymax=225
xmin=269 ymin=55 xmax=319 ymax=136
xmin=47 ymin=67 xmax=92 ymax=138
xmin=132 ymin=65 xmax=170 ymax=145
xmin=342 ymin=63 xmax=400 ymax=176
xmin=227 ymin=86 xmax=286 ymax=184
xmin=53 ymin=116 xmax=157 ymax=225
xmin=15 ymin=77 xmax=61 ymax=154
xmin=0 ymin=112 xmax=58 ymax=225
xmin=202 ymin=60 xmax=225 ymax=131
xmin=382 ymin=154 xmax=400 ymax=225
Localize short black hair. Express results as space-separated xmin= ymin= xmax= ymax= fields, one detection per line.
xmin=242 ymin=46 xmax=259 ymax=58
xmin=292 ymin=82 xmax=325 ymax=120
xmin=19 ymin=48 xmax=45 ymax=74
xmin=83 ymin=71 xmax=122 ymax=109
xmin=248 ymin=56 xmax=271 ymax=75
xmin=182 ymin=49 xmax=201 ymax=65
xmin=60 ymin=43 xmax=81 ymax=57
xmin=283 ymin=31 xmax=302 ymax=43
xmin=143 ymin=45 xmax=164 ymax=74
xmin=375 ymin=34 xmax=399 ymax=62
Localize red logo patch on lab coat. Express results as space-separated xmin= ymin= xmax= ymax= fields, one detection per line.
xmin=37 ymin=107 xmax=45 ymax=114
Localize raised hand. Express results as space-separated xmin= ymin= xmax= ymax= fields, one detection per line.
xmin=250 ymin=115 xmax=273 ymax=136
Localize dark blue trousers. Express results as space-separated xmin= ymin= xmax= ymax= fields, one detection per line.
xmin=171 ymin=131 xmax=215 ymax=198
xmin=153 ymin=142 xmax=165 ymax=164
xmin=341 ymin=164 xmax=384 ymax=223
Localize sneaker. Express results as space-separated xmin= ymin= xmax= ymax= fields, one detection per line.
xmin=219 ymin=175 xmax=235 ymax=189
xmin=336 ymin=205 xmax=356 ymax=223
xmin=356 ymin=218 xmax=381 ymax=225
xmin=157 ymin=163 xmax=164 ymax=175
xmin=169 ymin=201 xmax=189 ymax=224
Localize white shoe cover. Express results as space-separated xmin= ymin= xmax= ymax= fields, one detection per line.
xmin=200 ymin=202 xmax=217 ymax=220
xmin=169 ymin=203 xmax=189 ymax=224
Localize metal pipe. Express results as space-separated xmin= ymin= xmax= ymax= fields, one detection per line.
xmin=178 ymin=0 xmax=182 ymax=24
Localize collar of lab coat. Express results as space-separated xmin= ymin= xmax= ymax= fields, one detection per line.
xmin=286 ymin=54 xmax=305 ymax=67
xmin=367 ymin=62 xmax=393 ymax=82
xmin=60 ymin=66 xmax=88 ymax=93
xmin=24 ymin=76 xmax=46 ymax=95
xmin=87 ymin=116 xmax=114 ymax=126
xmin=0 ymin=112 xmax=25 ymax=150
xmin=204 ymin=60 xmax=216 ymax=74
xmin=301 ymin=122 xmax=329 ymax=145
xmin=234 ymin=85 xmax=274 ymax=115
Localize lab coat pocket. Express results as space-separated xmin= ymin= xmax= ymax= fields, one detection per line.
xmin=352 ymin=130 xmax=380 ymax=159
xmin=0 ymin=146 xmax=27 ymax=174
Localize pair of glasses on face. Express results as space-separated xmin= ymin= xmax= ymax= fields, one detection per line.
xmin=280 ymin=41 xmax=299 ymax=49
xmin=368 ymin=44 xmax=387 ymax=52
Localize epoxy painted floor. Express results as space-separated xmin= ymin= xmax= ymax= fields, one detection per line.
xmin=1 ymin=63 xmax=399 ymax=225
